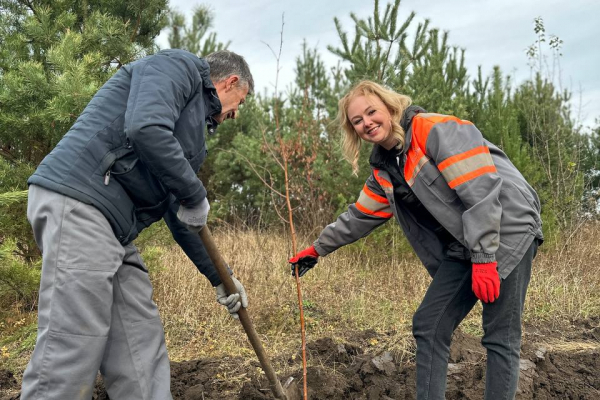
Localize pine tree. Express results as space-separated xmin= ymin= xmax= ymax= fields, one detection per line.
xmin=0 ymin=0 xmax=168 ymax=305
xmin=328 ymin=0 xmax=417 ymax=89
xmin=513 ymin=17 xmax=588 ymax=237
xmin=203 ymin=41 xmax=357 ymax=229
xmin=166 ymin=5 xmax=230 ymax=56
xmin=0 ymin=0 xmax=168 ymax=164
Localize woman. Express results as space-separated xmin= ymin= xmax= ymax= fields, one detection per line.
xmin=289 ymin=80 xmax=543 ymax=400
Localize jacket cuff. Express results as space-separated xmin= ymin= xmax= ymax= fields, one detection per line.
xmin=312 ymin=241 xmax=329 ymax=257
xmin=205 ymin=264 xmax=234 ymax=287
xmin=178 ymin=183 xmax=207 ymax=208
xmin=471 ymin=252 xmax=496 ymax=264
xmin=204 ymin=268 xmax=222 ymax=287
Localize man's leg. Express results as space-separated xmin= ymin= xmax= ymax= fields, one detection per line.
xmin=413 ymin=257 xmax=479 ymax=400
xmin=21 ymin=185 xmax=125 ymax=399
xmin=100 ymin=245 xmax=172 ymax=400
xmin=481 ymin=241 xmax=537 ymax=400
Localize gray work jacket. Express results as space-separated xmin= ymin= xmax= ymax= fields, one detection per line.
xmin=314 ymin=107 xmax=543 ymax=278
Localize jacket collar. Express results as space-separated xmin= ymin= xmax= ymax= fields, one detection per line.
xmin=369 ymin=105 xmax=426 ymax=168
xmin=173 ymin=50 xmax=222 ymax=134
xmin=196 ymin=58 xmax=222 ymax=135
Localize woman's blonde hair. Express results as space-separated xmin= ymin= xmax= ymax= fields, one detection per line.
xmin=337 ymin=80 xmax=412 ymax=174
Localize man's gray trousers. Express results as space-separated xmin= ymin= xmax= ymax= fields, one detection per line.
xmin=21 ymin=185 xmax=172 ymax=399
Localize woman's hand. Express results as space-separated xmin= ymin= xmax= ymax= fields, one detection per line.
xmin=289 ymin=245 xmax=319 ymax=277
xmin=472 ymin=262 xmax=500 ymax=303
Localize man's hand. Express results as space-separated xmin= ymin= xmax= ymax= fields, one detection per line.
xmin=177 ymin=198 xmax=209 ymax=233
xmin=289 ymin=245 xmax=319 ymax=277
xmin=215 ymin=276 xmax=248 ymax=319
xmin=472 ymin=261 xmax=500 ymax=303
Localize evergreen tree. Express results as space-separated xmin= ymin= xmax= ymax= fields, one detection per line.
xmin=328 ymin=0 xmax=417 ymax=89
xmin=513 ymin=17 xmax=587 ymax=236
xmin=166 ymin=5 xmax=229 ymax=56
xmin=0 ymin=0 xmax=168 ymax=306
xmin=580 ymin=121 xmax=600 ymax=216
xmin=203 ymin=42 xmax=358 ymax=230
xmin=0 ymin=0 xmax=168 ymax=164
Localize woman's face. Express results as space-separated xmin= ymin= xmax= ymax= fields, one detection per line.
xmin=347 ymin=94 xmax=396 ymax=150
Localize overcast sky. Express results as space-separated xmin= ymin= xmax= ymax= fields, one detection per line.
xmin=156 ymin=0 xmax=599 ymax=128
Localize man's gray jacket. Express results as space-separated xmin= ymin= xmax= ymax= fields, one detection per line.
xmin=28 ymin=49 xmax=223 ymax=285
xmin=314 ymin=107 xmax=543 ymax=279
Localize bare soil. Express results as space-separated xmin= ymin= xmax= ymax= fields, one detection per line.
xmin=2 ymin=318 xmax=599 ymax=399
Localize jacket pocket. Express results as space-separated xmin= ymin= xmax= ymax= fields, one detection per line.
xmin=421 ymin=166 xmax=459 ymax=204
xmin=110 ymin=151 xmax=170 ymax=212
xmin=134 ymin=196 xmax=172 ymax=230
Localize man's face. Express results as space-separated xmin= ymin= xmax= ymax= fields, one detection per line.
xmin=214 ymin=75 xmax=249 ymax=123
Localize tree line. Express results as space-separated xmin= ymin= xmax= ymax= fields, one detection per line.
xmin=1 ymin=0 xmax=599 ymax=306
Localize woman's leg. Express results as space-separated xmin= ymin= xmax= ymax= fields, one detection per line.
xmin=481 ymin=241 xmax=537 ymax=400
xmin=413 ymin=257 xmax=479 ymax=400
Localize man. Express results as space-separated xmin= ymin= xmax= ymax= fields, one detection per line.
xmin=21 ymin=49 xmax=254 ymax=399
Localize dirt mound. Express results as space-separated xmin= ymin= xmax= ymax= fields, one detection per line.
xmin=238 ymin=322 xmax=600 ymax=400
xmin=2 ymin=319 xmax=599 ymax=399
xmin=0 ymin=370 xmax=18 ymax=392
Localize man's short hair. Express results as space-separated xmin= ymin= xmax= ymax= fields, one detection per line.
xmin=206 ymin=50 xmax=254 ymax=95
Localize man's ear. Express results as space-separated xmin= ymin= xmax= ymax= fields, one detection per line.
xmin=226 ymin=75 xmax=240 ymax=90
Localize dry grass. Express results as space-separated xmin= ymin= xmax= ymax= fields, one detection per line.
xmin=546 ymin=340 xmax=600 ymax=352
xmin=149 ymin=221 xmax=600 ymax=366
xmin=2 ymin=222 xmax=598 ymax=381
xmin=149 ymin=227 xmax=426 ymax=365
xmin=524 ymin=222 xmax=600 ymax=326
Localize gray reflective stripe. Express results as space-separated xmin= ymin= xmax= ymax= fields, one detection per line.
xmin=357 ymin=189 xmax=392 ymax=214
xmin=440 ymin=152 xmax=495 ymax=183
xmin=407 ymin=155 xmax=430 ymax=186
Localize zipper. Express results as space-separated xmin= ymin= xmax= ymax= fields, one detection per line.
xmin=100 ymin=145 xmax=134 ymax=186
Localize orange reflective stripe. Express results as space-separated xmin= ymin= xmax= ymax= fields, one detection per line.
xmin=406 ymin=114 xmax=478 ymax=187
xmin=373 ymin=169 xmax=392 ymax=188
xmin=356 ymin=201 xmax=393 ymax=219
xmin=447 ymin=165 xmax=497 ymax=188
xmin=406 ymin=154 xmax=429 ymax=187
xmin=362 ymin=184 xmax=388 ymax=204
xmin=411 ymin=113 xmax=474 ymax=154
xmin=438 ymin=145 xmax=490 ymax=171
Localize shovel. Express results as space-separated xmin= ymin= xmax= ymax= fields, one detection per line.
xmin=198 ymin=226 xmax=299 ymax=400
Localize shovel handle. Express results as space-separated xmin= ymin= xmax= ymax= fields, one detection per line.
xmin=198 ymin=226 xmax=288 ymax=400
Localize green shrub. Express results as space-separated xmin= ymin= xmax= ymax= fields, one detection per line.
xmin=0 ymin=239 xmax=41 ymax=310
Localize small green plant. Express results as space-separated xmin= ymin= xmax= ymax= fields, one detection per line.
xmin=302 ymin=299 xmax=315 ymax=310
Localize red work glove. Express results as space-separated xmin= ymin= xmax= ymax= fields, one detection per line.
xmin=472 ymin=261 xmax=500 ymax=303
xmin=288 ymin=245 xmax=319 ymax=277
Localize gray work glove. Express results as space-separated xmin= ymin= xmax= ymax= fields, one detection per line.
xmin=215 ymin=276 xmax=248 ymax=319
xmin=176 ymin=197 xmax=210 ymax=232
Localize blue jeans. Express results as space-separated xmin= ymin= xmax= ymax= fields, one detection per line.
xmin=412 ymin=240 xmax=538 ymax=400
